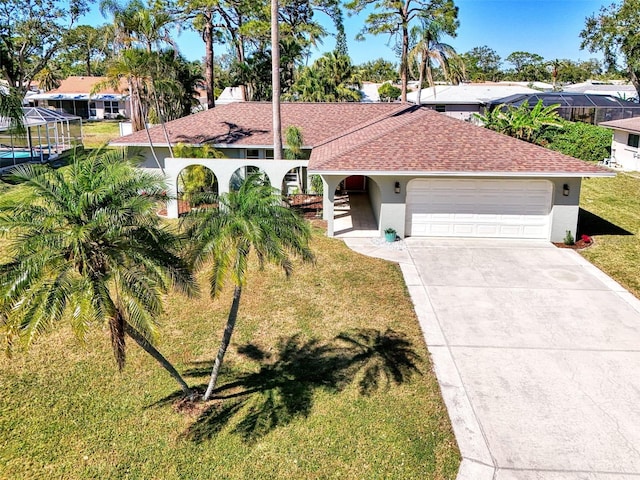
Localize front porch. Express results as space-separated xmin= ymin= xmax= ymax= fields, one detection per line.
xmin=333 ymin=193 xmax=379 ymax=238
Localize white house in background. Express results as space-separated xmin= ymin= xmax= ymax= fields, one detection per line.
xmin=360 ymin=82 xmax=382 ymax=102
xmin=600 ymin=117 xmax=640 ymax=171
xmin=27 ymin=76 xmax=130 ymax=120
xmin=216 ymin=86 xmax=245 ymax=105
xmin=563 ymin=80 xmax=638 ymax=102
xmin=109 ymin=102 xmax=613 ymax=242
xmin=406 ymin=83 xmax=540 ymax=121
xmin=498 ymin=81 xmax=554 ymax=91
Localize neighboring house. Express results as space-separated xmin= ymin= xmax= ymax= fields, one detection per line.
xmin=406 ymin=83 xmax=540 ymax=121
xmin=27 ymin=76 xmax=129 ymax=120
xmin=599 ymin=117 xmax=640 ymax=171
xmin=360 ymin=82 xmax=382 ymax=103
xmin=489 ymin=92 xmax=640 ymax=125
xmin=563 ymin=80 xmax=638 ymax=102
xmin=216 ymin=86 xmax=245 ymax=105
xmin=110 ymin=102 xmax=612 ymax=242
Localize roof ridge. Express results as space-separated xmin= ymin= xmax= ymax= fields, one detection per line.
xmin=312 ymin=104 xmax=415 ymax=148
xmin=310 ymin=106 xmax=433 ymax=169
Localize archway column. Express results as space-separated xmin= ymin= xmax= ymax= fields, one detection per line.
xmin=320 ymin=175 xmax=344 ymax=237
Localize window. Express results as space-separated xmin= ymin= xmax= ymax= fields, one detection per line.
xmin=265 ymin=149 xmax=274 ymax=159
xmin=104 ymin=100 xmax=119 ymax=115
xmin=246 ymin=149 xmax=260 ymax=159
xmin=435 ymin=105 xmax=446 ymax=113
xmin=89 ymin=102 xmax=97 ymax=117
xmin=628 ymin=133 xmax=639 ymax=148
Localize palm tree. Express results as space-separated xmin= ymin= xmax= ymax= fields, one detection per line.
xmin=408 ymin=18 xmax=459 ymax=105
xmin=548 ymin=59 xmax=564 ymax=90
xmin=182 ymin=174 xmax=315 ymax=401
xmin=0 ymin=148 xmax=197 ymax=396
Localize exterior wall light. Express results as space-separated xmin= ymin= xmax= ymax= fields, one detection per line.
xmin=563 ymin=184 xmax=570 ymax=196
xmin=394 ymin=181 xmax=401 ymax=194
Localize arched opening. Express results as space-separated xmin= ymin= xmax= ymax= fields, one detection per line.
xmin=230 ymin=165 xmax=270 ymax=191
xmin=281 ymin=166 xmax=307 ymax=195
xmin=177 ymin=164 xmax=218 ymax=215
xmin=284 ymin=167 xmax=323 ymax=219
xmin=333 ymin=175 xmax=380 ymax=237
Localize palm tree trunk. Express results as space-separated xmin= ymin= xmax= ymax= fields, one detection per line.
xmin=400 ymin=19 xmax=409 ymax=103
xmin=416 ymin=55 xmax=425 ymax=106
xmin=204 ymin=11 xmax=216 ymax=109
xmin=133 ymin=79 xmax=164 ymax=174
xmin=124 ymin=322 xmax=192 ymax=396
xmin=203 ymin=285 xmax=242 ymax=401
xmin=271 ymin=0 xmax=283 ymax=160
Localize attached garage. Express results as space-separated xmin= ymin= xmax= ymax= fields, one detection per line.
xmin=405 ymin=179 xmax=553 ymax=239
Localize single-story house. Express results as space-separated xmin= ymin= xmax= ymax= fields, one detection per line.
xmin=406 ymin=83 xmax=540 ymax=121
xmin=110 ymin=102 xmax=613 ymax=242
xmin=599 ymin=117 xmax=640 ymax=171
xmin=563 ymin=80 xmax=638 ymax=102
xmin=27 ymin=76 xmax=130 ymax=120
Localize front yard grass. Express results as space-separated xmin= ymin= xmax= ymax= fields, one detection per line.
xmin=0 ymin=224 xmax=460 ymax=479
xmin=580 ymin=173 xmax=640 ymax=297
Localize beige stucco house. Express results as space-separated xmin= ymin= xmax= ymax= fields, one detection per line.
xmin=110 ymin=102 xmax=613 ymax=242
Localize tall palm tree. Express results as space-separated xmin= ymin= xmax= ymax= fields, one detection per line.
xmin=0 ymin=148 xmax=197 ymax=395
xmin=272 ymin=0 xmax=283 ymax=160
xmin=408 ymin=18 xmax=459 ymax=105
xmin=182 ymin=174 xmax=315 ymax=401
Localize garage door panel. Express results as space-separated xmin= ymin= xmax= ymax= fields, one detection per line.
xmin=406 ymin=179 xmax=552 ymax=240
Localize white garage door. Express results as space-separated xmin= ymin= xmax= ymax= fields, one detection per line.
xmin=406 ymin=179 xmax=553 ymax=239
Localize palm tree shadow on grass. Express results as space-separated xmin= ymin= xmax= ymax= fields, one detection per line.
xmin=181 ymin=328 xmax=421 ymax=444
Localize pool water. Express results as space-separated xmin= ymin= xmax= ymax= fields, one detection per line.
xmin=0 ymin=151 xmax=33 ymax=159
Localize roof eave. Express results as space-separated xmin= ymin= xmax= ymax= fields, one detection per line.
xmin=307 ymin=169 xmax=616 ymax=178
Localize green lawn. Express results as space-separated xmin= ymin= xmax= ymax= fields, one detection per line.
xmin=0 ymin=222 xmax=460 ymax=479
xmin=579 ymin=173 xmax=640 ymax=298
xmin=81 ymin=121 xmax=122 ymax=149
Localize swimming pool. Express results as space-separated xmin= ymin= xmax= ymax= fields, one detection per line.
xmin=0 ymin=150 xmax=33 ymax=159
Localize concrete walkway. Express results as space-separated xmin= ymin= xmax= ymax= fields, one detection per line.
xmin=343 ymin=236 xmax=640 ymax=479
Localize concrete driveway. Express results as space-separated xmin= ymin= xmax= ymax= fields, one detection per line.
xmin=344 ymin=237 xmax=640 ymax=479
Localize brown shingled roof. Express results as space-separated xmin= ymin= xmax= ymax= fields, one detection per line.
xmin=111 ymin=102 xmax=406 ymax=147
xmin=309 ymin=106 xmax=609 ymax=175
xmin=110 ymin=102 xmax=610 ymax=176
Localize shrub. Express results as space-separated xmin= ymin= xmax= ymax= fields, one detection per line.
xmin=541 ymin=120 xmax=611 ymax=162
xmin=378 ymin=83 xmax=401 ymax=102
xmin=564 ymin=230 xmax=575 ymax=245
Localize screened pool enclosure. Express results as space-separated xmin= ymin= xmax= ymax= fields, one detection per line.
xmin=0 ymin=107 xmax=82 ymax=169
xmin=488 ymin=92 xmax=640 ymax=125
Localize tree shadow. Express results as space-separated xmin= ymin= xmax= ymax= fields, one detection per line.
xmin=176 ymin=122 xmax=269 ymax=145
xmin=182 ymin=328 xmax=421 ymax=444
xmin=577 ymin=207 xmax=633 ymax=236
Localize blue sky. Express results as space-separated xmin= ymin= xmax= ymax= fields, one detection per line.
xmin=82 ymin=0 xmax=608 ymax=68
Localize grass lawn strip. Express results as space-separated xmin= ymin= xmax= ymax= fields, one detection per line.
xmin=0 ymin=225 xmax=460 ymax=479
xmin=580 ymin=173 xmax=640 ymax=298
